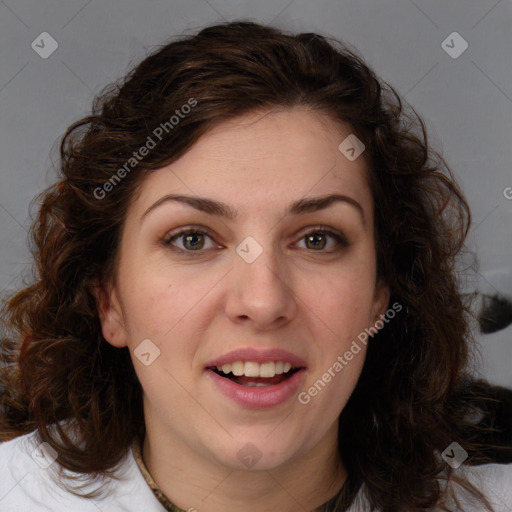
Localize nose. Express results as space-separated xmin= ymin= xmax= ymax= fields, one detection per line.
xmin=225 ymin=240 xmax=298 ymax=330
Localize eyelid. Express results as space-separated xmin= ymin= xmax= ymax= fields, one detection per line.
xmin=162 ymin=225 xmax=218 ymax=247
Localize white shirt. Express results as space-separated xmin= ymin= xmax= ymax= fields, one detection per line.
xmin=0 ymin=430 xmax=511 ymax=511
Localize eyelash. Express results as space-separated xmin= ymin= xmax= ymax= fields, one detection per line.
xmin=162 ymin=225 xmax=349 ymax=256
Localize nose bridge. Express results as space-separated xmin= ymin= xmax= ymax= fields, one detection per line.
xmin=226 ymin=230 xmax=296 ymax=326
xmin=235 ymin=232 xmax=285 ymax=292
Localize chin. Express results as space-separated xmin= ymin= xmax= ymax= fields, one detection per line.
xmin=205 ymin=430 xmax=308 ymax=472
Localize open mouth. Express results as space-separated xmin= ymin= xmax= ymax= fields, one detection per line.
xmin=208 ymin=366 xmax=301 ymax=387
xmin=206 ymin=359 xmax=307 ymax=408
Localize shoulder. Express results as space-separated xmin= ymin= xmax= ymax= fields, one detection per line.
xmin=453 ymin=462 xmax=512 ymax=511
xmin=0 ymin=430 xmax=165 ymax=511
xmin=346 ymin=462 xmax=512 ymax=512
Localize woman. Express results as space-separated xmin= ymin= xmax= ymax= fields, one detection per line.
xmin=1 ymin=20 xmax=511 ymax=512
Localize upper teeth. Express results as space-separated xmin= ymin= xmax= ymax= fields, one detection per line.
xmin=216 ymin=361 xmax=294 ymax=378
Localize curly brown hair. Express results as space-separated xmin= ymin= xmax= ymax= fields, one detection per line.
xmin=0 ymin=20 xmax=507 ymax=511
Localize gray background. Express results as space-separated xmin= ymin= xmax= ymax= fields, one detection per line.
xmin=0 ymin=0 xmax=511 ymax=386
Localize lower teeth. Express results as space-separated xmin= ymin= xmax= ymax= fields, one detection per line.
xmin=241 ymin=382 xmax=272 ymax=387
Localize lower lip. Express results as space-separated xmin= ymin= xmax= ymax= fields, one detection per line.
xmin=206 ymin=368 xmax=306 ymax=409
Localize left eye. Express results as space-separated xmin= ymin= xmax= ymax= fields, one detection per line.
xmin=295 ymin=228 xmax=348 ymax=251
xmin=163 ymin=226 xmax=348 ymax=254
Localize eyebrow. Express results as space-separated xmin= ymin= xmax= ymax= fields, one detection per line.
xmin=141 ymin=193 xmax=365 ymax=224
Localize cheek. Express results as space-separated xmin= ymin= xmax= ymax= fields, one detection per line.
xmin=119 ymin=269 xmax=216 ymax=371
xmin=299 ymin=261 xmax=377 ymax=408
xmin=117 ymin=259 xmax=196 ymax=335
xmin=306 ymin=266 xmax=377 ymax=336
xmin=124 ymin=280 xmax=201 ymax=405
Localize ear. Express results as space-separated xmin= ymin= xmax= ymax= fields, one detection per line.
xmin=371 ymin=279 xmax=391 ymax=325
xmin=90 ymin=278 xmax=128 ymax=348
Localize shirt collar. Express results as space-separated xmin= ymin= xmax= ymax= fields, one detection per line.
xmin=131 ymin=438 xmax=187 ymax=512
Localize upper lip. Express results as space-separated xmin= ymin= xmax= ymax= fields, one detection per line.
xmin=205 ymin=348 xmax=307 ymax=369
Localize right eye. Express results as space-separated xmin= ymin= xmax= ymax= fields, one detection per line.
xmin=162 ymin=227 xmax=220 ymax=255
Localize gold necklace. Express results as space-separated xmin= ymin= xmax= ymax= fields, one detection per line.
xmin=131 ymin=438 xmax=357 ymax=512
xmin=132 ymin=439 xmax=187 ymax=512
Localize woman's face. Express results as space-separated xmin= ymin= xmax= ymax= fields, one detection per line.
xmin=99 ymin=107 xmax=389 ymax=471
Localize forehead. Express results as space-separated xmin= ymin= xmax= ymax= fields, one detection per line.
xmin=187 ymin=107 xmax=363 ymax=169
xmin=130 ymin=107 xmax=372 ymax=221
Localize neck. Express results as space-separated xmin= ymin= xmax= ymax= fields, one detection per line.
xmin=141 ymin=421 xmax=347 ymax=512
